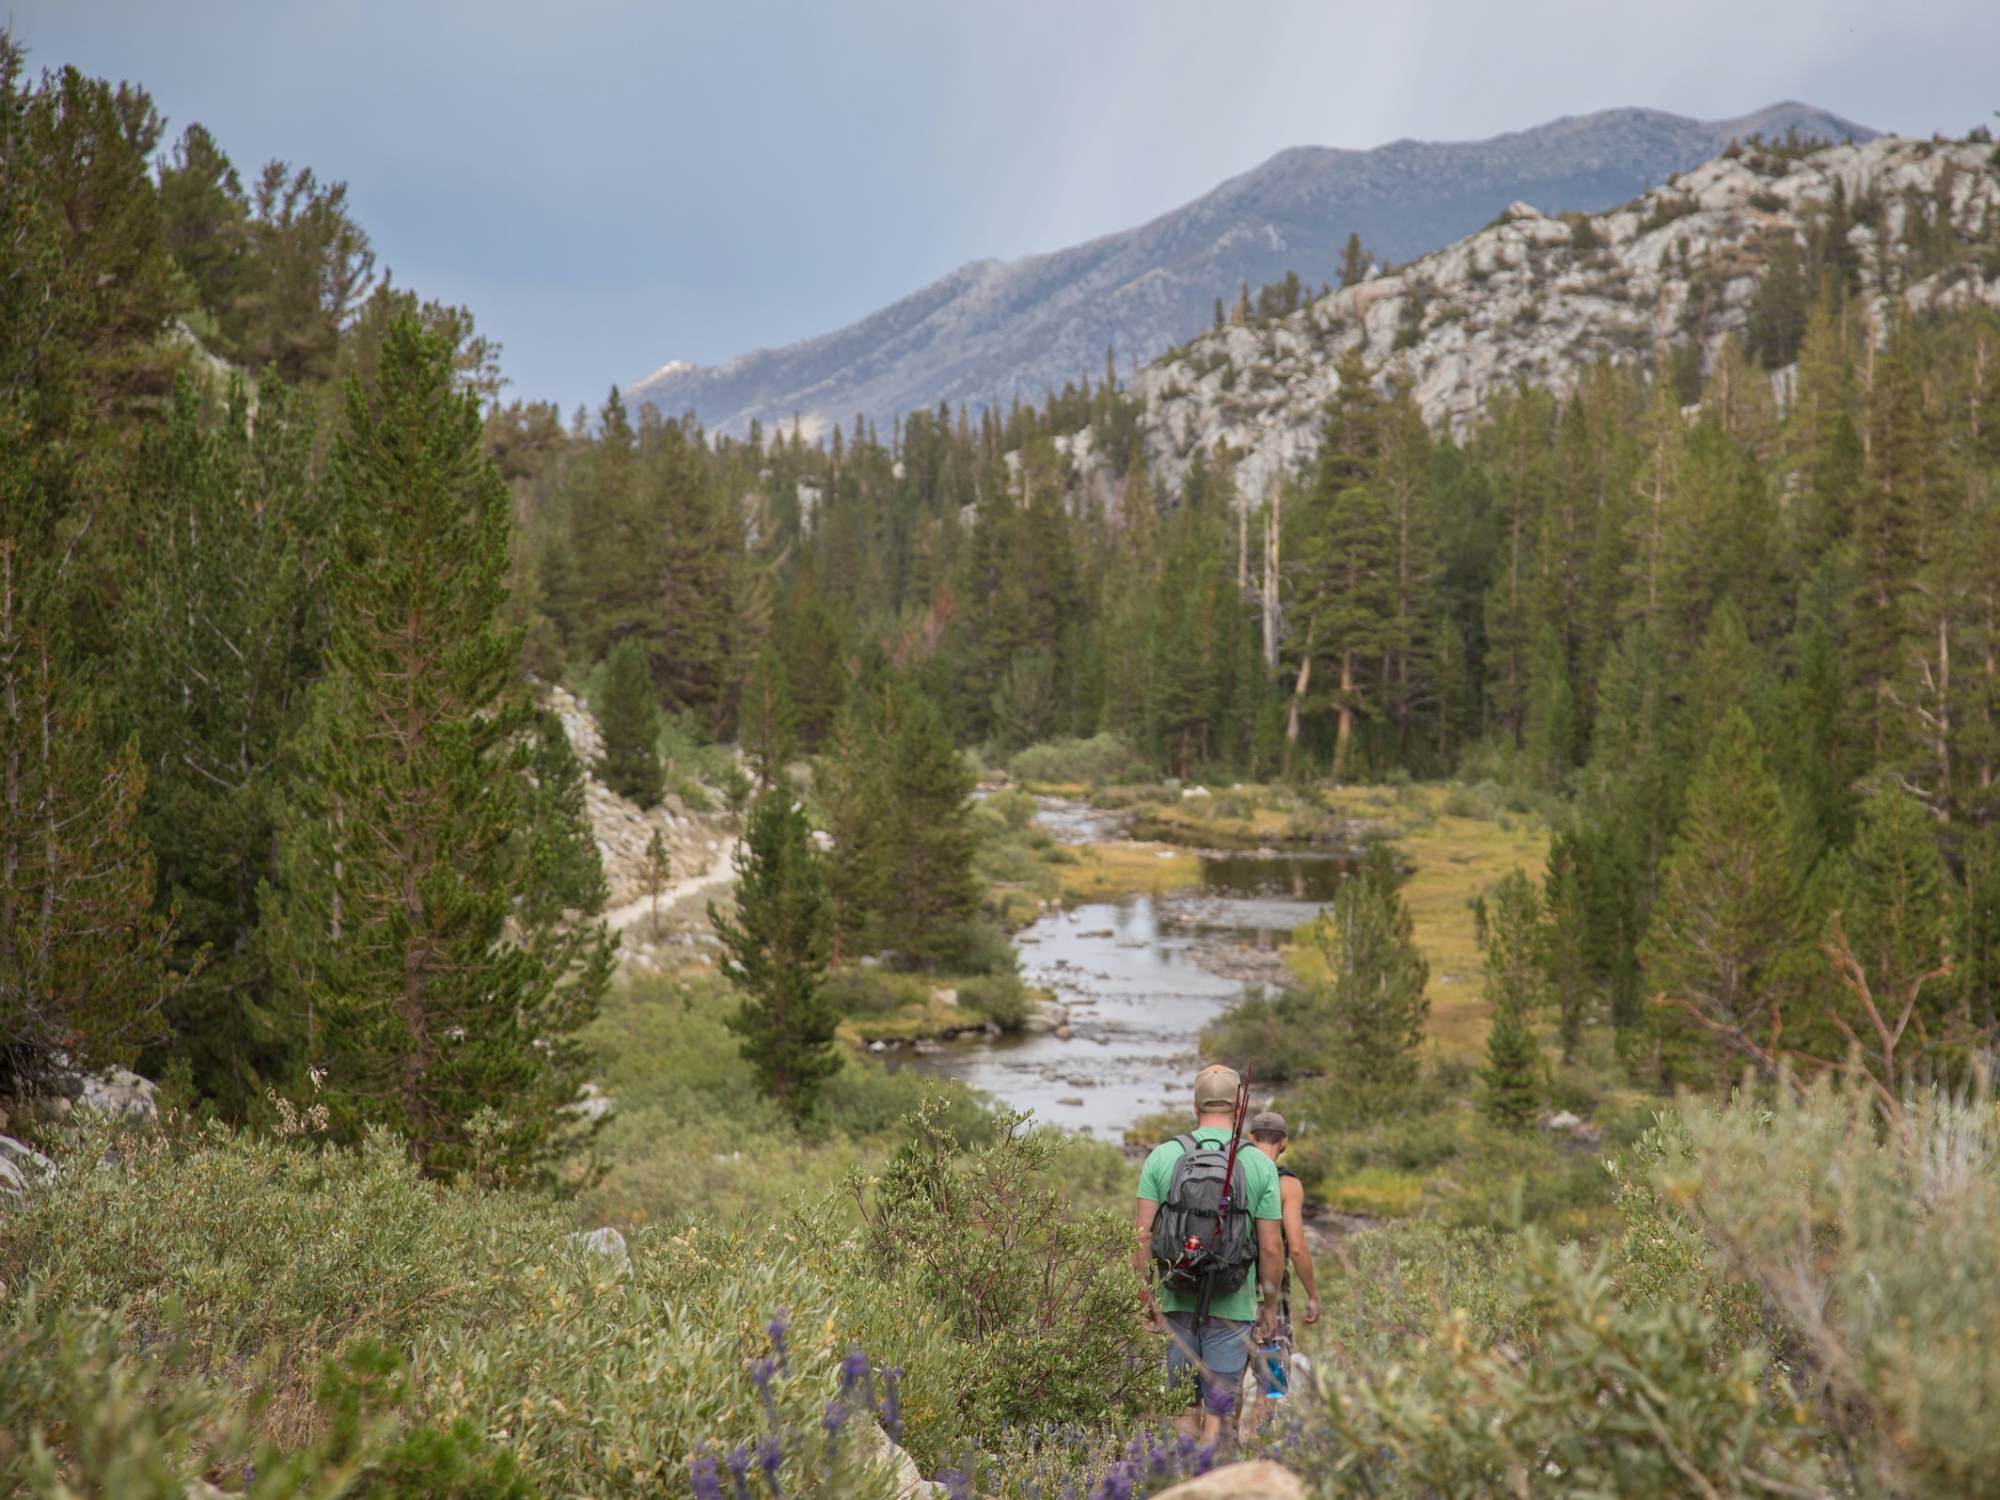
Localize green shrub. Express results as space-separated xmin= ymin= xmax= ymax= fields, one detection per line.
xmin=942 ymin=919 xmax=1017 ymax=977
xmin=861 ymin=1100 xmax=1160 ymax=1439
xmin=1009 ymin=735 xmax=1144 ymax=787
xmin=1674 ymin=1079 xmax=2000 ymax=1497
xmin=821 ymin=967 xmax=930 ymax=1017
xmin=983 ymin=788 xmax=1039 ymax=829
xmin=1313 ymin=1230 xmax=1825 ymax=1500
xmin=955 ymin=974 xmax=1030 ymax=1031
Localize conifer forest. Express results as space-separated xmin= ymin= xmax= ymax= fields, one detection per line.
xmin=7 ymin=25 xmax=2000 ymax=1500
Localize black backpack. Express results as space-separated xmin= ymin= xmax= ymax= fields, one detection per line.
xmin=1149 ymin=1134 xmax=1257 ymax=1296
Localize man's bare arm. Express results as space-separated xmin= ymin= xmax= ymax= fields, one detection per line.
xmin=1255 ymin=1218 xmax=1284 ymax=1334
xmin=1288 ymin=1176 xmax=1320 ymax=1312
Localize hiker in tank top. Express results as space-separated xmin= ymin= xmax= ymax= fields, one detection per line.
xmin=1246 ymin=1111 xmax=1319 ymax=1327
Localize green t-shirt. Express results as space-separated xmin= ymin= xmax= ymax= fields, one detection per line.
xmin=1136 ymin=1128 xmax=1281 ymax=1322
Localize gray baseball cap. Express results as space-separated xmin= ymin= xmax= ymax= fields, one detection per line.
xmin=1249 ymin=1110 xmax=1288 ymax=1136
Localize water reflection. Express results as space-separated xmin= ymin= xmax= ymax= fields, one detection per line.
xmin=910 ymin=844 xmax=1351 ymax=1142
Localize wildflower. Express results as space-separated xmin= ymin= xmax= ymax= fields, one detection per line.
xmin=1192 ymin=1444 xmax=1215 ymax=1477
xmin=758 ymin=1435 xmax=783 ymax=1498
xmin=1202 ymin=1381 xmax=1236 ymax=1418
xmin=691 ymin=1455 xmax=724 ymax=1500
xmin=766 ymin=1311 xmax=790 ymax=1371
xmin=880 ymin=1365 xmax=904 ymax=1443
xmin=839 ymin=1346 xmax=870 ymax=1405
xmin=937 ymin=1468 xmax=971 ymax=1500
xmin=822 ymin=1399 xmax=848 ymax=1438
xmin=749 ymin=1357 xmax=778 ymax=1421
xmin=727 ymin=1445 xmax=754 ymax=1500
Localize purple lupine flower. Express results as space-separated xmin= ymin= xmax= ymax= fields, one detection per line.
xmin=757 ymin=1436 xmax=783 ymax=1499
xmin=839 ymin=1347 xmax=869 ymax=1399
xmin=766 ymin=1311 xmax=790 ymax=1371
xmin=691 ymin=1455 xmax=725 ymax=1500
xmin=727 ymin=1445 xmax=754 ymax=1500
xmin=822 ymin=1400 xmax=848 ymax=1437
xmin=1192 ymin=1444 xmax=1216 ymax=1478
xmin=1098 ymin=1462 xmax=1135 ymax=1500
xmin=1202 ymin=1381 xmax=1236 ymax=1418
xmin=937 ymin=1468 xmax=971 ymax=1500
xmin=749 ymin=1357 xmax=778 ymax=1420
xmin=879 ymin=1365 xmax=903 ymax=1443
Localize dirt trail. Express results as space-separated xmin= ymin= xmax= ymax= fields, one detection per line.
xmin=601 ymin=836 xmax=738 ymax=933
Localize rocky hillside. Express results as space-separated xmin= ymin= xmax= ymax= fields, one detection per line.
xmin=628 ymin=104 xmax=1870 ymax=437
xmin=1134 ymin=133 xmax=2000 ymax=500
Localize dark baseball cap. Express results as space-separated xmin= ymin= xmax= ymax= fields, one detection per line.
xmin=1249 ymin=1110 xmax=1287 ymax=1136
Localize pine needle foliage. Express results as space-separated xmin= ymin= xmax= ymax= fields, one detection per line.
xmin=1310 ymin=842 xmax=1430 ymax=1090
xmin=593 ymin=636 xmax=663 ymax=808
xmin=260 ymin=317 xmax=603 ymax=1180
xmin=0 ymin=546 xmax=176 ymax=1096
xmin=712 ymin=790 xmax=840 ymax=1121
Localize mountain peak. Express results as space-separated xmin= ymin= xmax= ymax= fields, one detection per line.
xmin=626 ymin=103 xmax=1878 ymax=436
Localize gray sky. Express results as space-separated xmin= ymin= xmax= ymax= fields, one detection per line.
xmin=26 ymin=0 xmax=2000 ymax=413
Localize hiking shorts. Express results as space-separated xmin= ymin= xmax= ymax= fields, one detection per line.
xmin=1164 ymin=1313 xmax=1253 ymax=1412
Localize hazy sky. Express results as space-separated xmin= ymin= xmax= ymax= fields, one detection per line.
xmin=26 ymin=0 xmax=2000 ymax=411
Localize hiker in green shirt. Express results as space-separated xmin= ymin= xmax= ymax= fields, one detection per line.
xmin=1133 ymin=1064 xmax=1284 ymax=1443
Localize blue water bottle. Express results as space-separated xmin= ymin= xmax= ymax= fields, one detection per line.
xmin=1259 ymin=1341 xmax=1287 ymax=1399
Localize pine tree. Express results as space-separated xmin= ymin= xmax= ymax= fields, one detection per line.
xmin=641 ymin=829 xmax=671 ymax=938
xmin=712 ymin=790 xmax=840 ymax=1121
xmin=1484 ymin=868 xmax=1545 ymax=1014
xmin=739 ymin=640 xmax=797 ymax=787
xmin=1312 ymin=843 xmax=1430 ymax=1090
xmin=0 ymin=545 xmax=176 ymax=1096
xmin=118 ymin=373 xmax=330 ymax=1113
xmin=1820 ymin=785 xmax=1954 ymax=1051
xmin=1479 ymin=1000 xmax=1541 ymax=1129
xmin=1338 ymin=232 xmax=1369 ymax=290
xmin=595 ymin=636 xmax=663 ymax=807
xmin=260 ymin=317 xmax=602 ymax=1179
xmin=873 ymin=679 xmax=980 ymax=969
xmin=1641 ymin=709 xmax=1799 ymax=1084
xmin=1540 ymin=833 xmax=1596 ymax=1063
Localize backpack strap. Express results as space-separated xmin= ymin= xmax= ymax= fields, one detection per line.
xmin=1174 ymin=1133 xmax=1200 ymax=1156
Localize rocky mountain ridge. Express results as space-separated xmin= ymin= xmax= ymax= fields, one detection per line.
xmin=1131 ymin=133 xmax=2000 ymax=501
xmin=628 ymin=103 xmax=1872 ymax=437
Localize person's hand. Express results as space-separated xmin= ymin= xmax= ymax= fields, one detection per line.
xmin=1140 ymin=1297 xmax=1166 ymax=1335
xmin=1255 ymin=1303 xmax=1279 ymax=1341
xmin=1302 ymin=1296 xmax=1321 ymax=1326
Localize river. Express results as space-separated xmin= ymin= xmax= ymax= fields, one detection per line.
xmin=912 ymin=798 xmax=1350 ymax=1143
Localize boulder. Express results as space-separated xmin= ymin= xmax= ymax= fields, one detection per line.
xmin=567 ymin=1226 xmax=630 ymax=1273
xmin=78 ymin=1067 xmax=158 ymax=1123
xmin=1150 ymin=1461 xmax=1305 ymax=1500
xmin=853 ymin=1419 xmax=931 ymax=1500
xmin=0 ymin=1134 xmax=57 ymax=1204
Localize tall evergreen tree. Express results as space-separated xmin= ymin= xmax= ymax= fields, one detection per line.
xmin=739 ymin=640 xmax=798 ymax=787
xmin=261 ymin=317 xmax=602 ymax=1179
xmin=1312 ymin=843 xmax=1430 ymax=1090
xmin=120 ymin=374 xmax=331 ymax=1113
xmin=1478 ymin=1000 xmax=1541 ymax=1129
xmin=1641 ymin=709 xmax=1799 ymax=1084
xmin=595 ymin=636 xmax=663 ymax=807
xmin=872 ymin=679 xmax=980 ymax=969
xmin=0 ymin=545 xmax=176 ymax=1095
xmin=712 ymin=790 xmax=840 ymax=1122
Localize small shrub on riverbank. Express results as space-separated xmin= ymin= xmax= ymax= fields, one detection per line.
xmin=956 ymin=974 xmax=1031 ymax=1030
xmin=1009 ymin=735 xmax=1144 ymax=788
